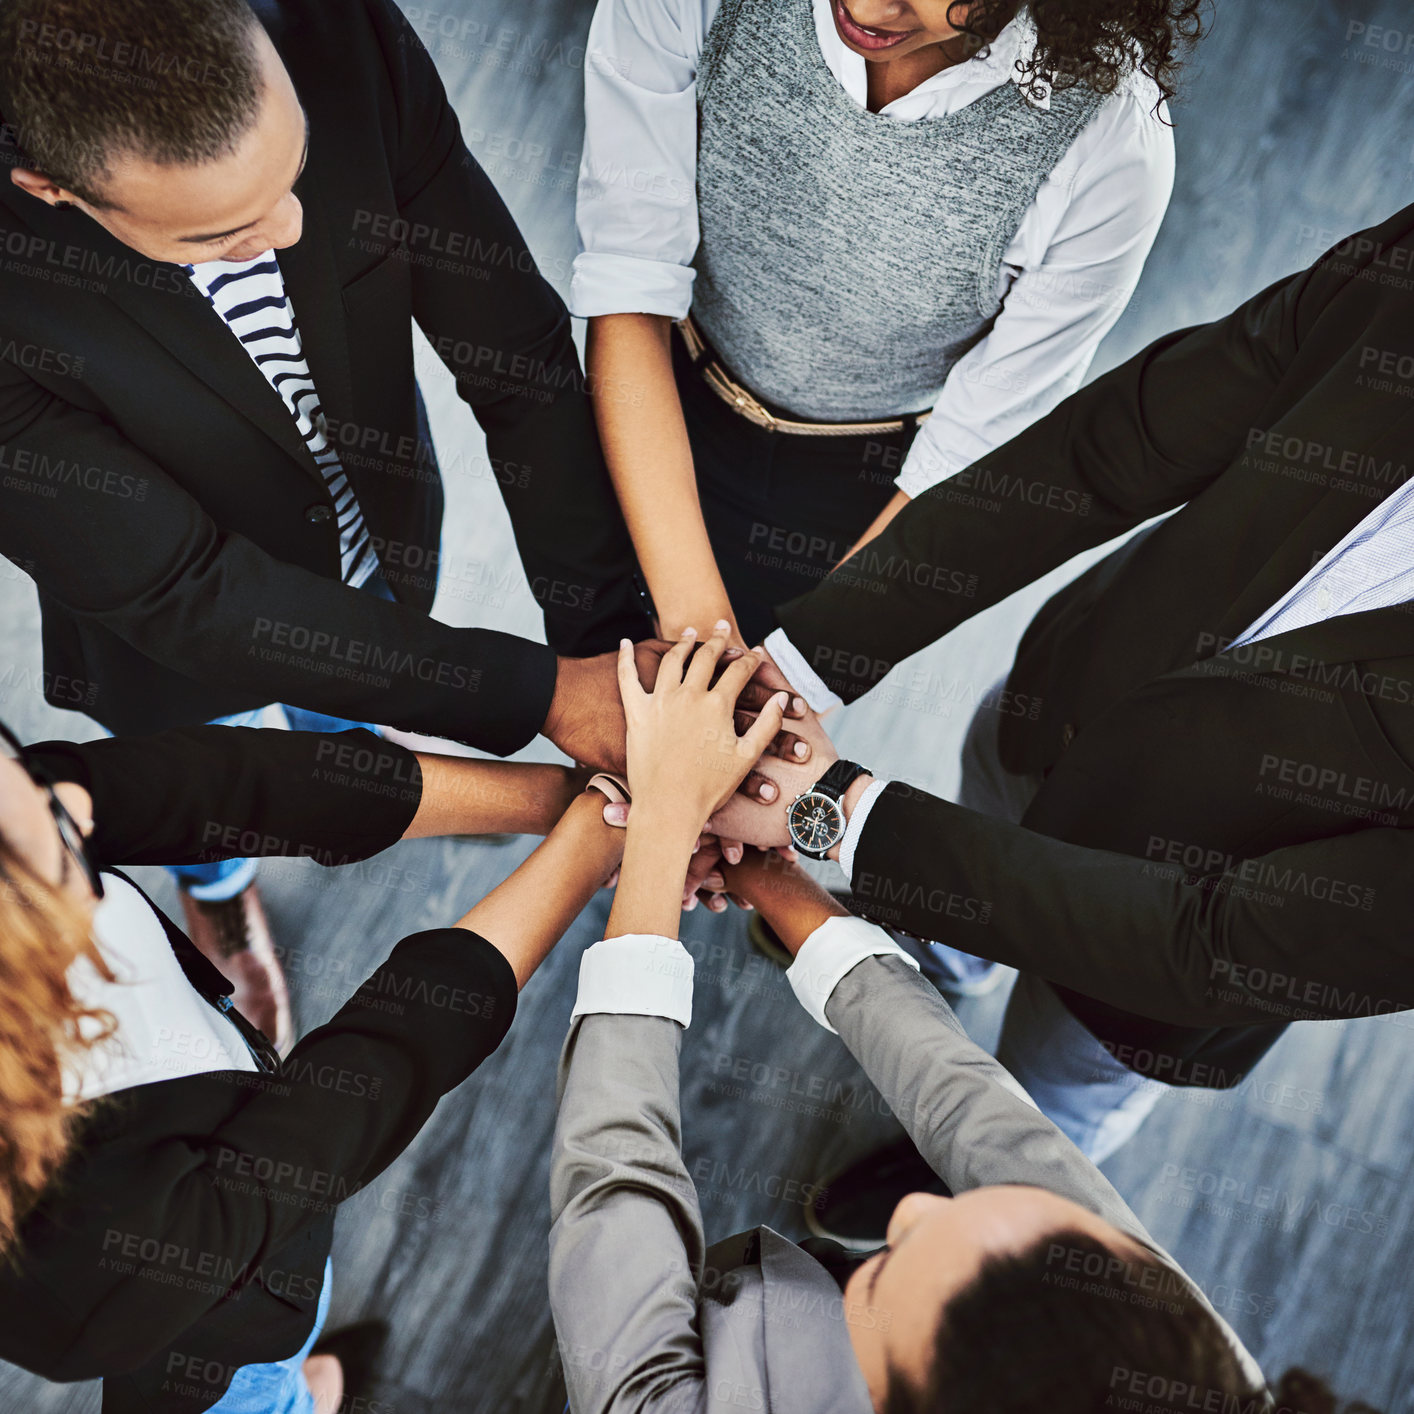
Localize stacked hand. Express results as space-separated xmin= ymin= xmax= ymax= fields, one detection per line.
xmin=545 ymin=638 xmax=814 ymax=796
xmin=547 ymin=623 xmax=846 ymax=909
xmin=616 ymin=623 xmax=789 ymax=829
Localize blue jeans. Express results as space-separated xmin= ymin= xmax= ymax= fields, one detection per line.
xmin=171 ymin=576 xmax=394 ymax=900
xmin=206 ymin=1258 xmax=333 ymax=1414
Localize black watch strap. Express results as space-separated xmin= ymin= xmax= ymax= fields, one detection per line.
xmin=812 ymin=759 xmax=870 ymax=803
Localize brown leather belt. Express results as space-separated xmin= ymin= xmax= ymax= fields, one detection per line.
xmin=676 ymin=316 xmax=932 ymax=437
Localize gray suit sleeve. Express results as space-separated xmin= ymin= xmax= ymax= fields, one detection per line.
xmin=825 ymin=956 xmax=1153 ymax=1244
xmin=548 ymin=1013 xmax=709 ymax=1414
xmin=825 ymin=956 xmax=1265 ymax=1386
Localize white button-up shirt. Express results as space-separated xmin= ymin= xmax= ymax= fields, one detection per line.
xmin=572 ymin=0 xmax=1176 ymax=498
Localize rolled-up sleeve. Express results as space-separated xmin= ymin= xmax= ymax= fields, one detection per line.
xmin=571 ymin=0 xmax=710 ymax=319
xmin=896 ymin=85 xmax=1175 ymax=498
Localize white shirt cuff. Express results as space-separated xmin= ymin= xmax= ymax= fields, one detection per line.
xmin=571 ymin=935 xmax=694 ymax=1027
xmin=786 ymin=915 xmax=919 ymax=1034
xmin=764 ymin=628 xmax=843 ymax=714
xmin=839 ymin=777 xmax=891 ymax=882
xmin=568 ymin=252 xmax=696 ymax=321
xmin=894 ymin=435 xmax=972 ymax=500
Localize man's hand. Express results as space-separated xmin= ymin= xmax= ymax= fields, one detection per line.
xmin=541 ymin=639 xmax=678 ymax=772
xmin=543 ymin=639 xmax=810 ymax=779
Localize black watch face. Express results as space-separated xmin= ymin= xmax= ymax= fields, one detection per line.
xmin=788 ymin=791 xmax=845 ymax=855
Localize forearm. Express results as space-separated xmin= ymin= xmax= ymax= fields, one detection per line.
xmin=550 ymin=1012 xmax=706 ymax=1414
xmin=35 ymin=727 xmax=421 ymax=869
xmin=774 ymin=271 xmax=1318 ymax=703
xmin=406 ymin=757 xmax=579 ymax=839
xmin=606 ymin=809 xmax=698 ymax=941
xmin=587 ymin=314 xmax=737 ymax=640
xmin=456 ymin=792 xmax=624 ymax=988
xmin=838 ymin=488 xmax=911 ymax=565
xmin=826 ymin=957 xmax=1154 ymax=1246
xmin=723 ymin=852 xmax=850 ymax=955
xmin=850 ymin=783 xmax=1414 ymax=1027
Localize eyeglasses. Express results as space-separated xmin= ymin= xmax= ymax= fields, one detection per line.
xmin=0 ymin=720 xmax=105 ymax=900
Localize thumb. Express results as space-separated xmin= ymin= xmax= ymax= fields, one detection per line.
xmin=616 ymin=638 xmax=647 ymax=708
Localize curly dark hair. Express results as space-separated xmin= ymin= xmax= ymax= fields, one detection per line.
xmin=946 ymin=0 xmax=1210 ymax=111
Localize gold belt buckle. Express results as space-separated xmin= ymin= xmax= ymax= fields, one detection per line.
xmin=731 ymin=385 xmax=778 ymax=432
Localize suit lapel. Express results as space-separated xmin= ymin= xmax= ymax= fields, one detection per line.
xmin=64 ymin=204 xmax=324 ymax=483
xmin=1210 ymin=401 xmax=1414 ymax=648
xmin=1181 ymin=604 xmax=1414 ymax=687
xmin=276 ymin=162 xmax=357 ymax=456
xmin=756 ymin=1228 xmax=873 ymax=1414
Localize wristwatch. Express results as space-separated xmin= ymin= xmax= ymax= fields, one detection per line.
xmin=786 ymin=759 xmax=871 ymax=860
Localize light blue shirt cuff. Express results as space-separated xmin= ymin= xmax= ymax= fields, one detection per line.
xmin=571 ymin=934 xmax=694 ymax=1028
xmin=764 ymin=628 xmax=844 ymax=714
xmin=786 ymin=915 xmax=919 ymax=1034
xmin=839 ymin=777 xmax=891 ymax=882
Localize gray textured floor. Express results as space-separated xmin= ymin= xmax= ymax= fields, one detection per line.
xmin=3 ymin=1 xmax=1414 ymax=1410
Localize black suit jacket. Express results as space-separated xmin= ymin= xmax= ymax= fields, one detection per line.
xmin=0 ymin=0 xmax=646 ymax=751
xmin=778 ymin=205 xmax=1414 ymax=1085
xmin=0 ymin=727 xmax=518 ymax=1412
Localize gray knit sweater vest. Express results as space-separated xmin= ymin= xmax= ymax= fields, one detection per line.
xmin=692 ymin=0 xmax=1106 ymax=420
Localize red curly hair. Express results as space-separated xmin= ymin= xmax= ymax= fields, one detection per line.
xmin=0 ymin=843 xmax=113 ymax=1255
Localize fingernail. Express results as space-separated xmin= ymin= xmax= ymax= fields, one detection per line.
xmin=684 ymin=895 xmax=699 ymax=912
xmin=681 ymin=626 xmax=697 ymax=639
xmin=603 ymin=803 xmax=628 ymax=824
xmin=753 ymin=644 xmax=766 ymax=654
xmin=792 ymin=696 xmax=807 ymax=714
xmin=692 ymin=837 xmax=702 ymax=853
xmin=760 ymin=782 xmax=778 ymax=802
xmin=726 ymin=845 xmax=742 ymax=864
xmin=714 ymin=618 xmax=730 ymax=632
xmin=723 ymin=647 xmax=743 ymax=659
xmin=793 ymin=741 xmax=808 ymax=758
xmin=705 ymin=873 xmax=725 ymax=890
xmin=619 ymin=638 xmax=631 ymax=649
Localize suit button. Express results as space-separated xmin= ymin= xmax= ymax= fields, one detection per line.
xmin=304 ymin=503 xmax=333 ymax=524
xmin=1060 ymin=723 xmax=1077 ymax=749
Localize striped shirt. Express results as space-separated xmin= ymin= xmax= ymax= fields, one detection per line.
xmin=1232 ymin=476 xmax=1414 ymax=648
xmin=185 ymin=250 xmax=380 ymax=587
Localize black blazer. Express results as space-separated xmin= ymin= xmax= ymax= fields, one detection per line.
xmin=777 ymin=205 xmax=1414 ymax=1086
xmin=0 ymin=0 xmax=647 ymax=753
xmin=0 ymin=727 xmax=518 ymax=1413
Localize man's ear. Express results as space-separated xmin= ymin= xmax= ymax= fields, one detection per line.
xmin=10 ymin=167 xmax=72 ymax=206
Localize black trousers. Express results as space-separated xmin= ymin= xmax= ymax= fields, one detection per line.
xmin=672 ymin=331 xmax=920 ymax=646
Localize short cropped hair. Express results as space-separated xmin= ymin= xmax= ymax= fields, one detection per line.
xmin=884 ymin=1229 xmax=1265 ymax=1414
xmin=0 ymin=0 xmax=265 ymax=206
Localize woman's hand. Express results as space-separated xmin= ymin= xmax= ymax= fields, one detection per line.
xmin=617 ymin=622 xmax=789 ymax=839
